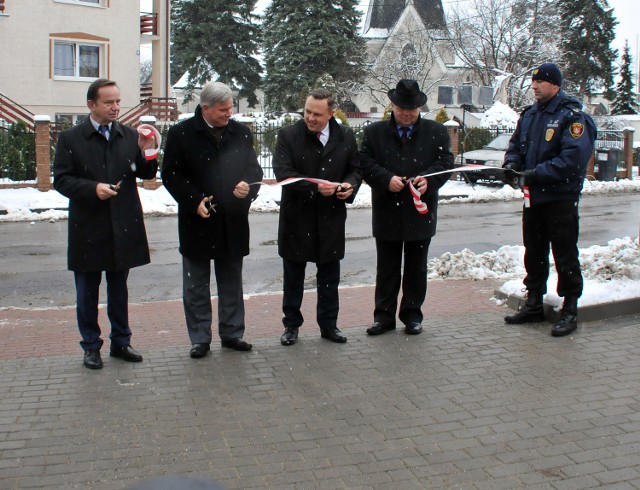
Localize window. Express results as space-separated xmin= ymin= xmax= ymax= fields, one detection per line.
xmin=53 ymin=41 xmax=102 ymax=79
xmin=55 ymin=114 xmax=87 ymax=129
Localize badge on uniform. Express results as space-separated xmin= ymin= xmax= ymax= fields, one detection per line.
xmin=545 ymin=128 xmax=554 ymax=141
xmin=570 ymin=123 xmax=584 ymax=138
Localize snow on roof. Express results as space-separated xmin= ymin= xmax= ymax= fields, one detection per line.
xmin=479 ymin=101 xmax=519 ymax=130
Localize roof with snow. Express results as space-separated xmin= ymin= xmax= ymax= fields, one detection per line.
xmin=363 ymin=0 xmax=446 ymax=35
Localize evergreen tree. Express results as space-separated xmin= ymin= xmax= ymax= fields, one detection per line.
xmin=262 ymin=0 xmax=366 ymax=112
xmin=558 ymin=0 xmax=617 ymax=100
xmin=171 ymin=0 xmax=262 ymax=107
xmin=435 ymin=107 xmax=450 ymax=123
xmin=611 ymin=41 xmax=639 ymax=115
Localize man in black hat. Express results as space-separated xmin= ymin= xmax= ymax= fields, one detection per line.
xmin=502 ymin=63 xmax=596 ymax=337
xmin=360 ymin=79 xmax=454 ymax=337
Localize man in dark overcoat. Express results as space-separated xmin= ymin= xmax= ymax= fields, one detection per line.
xmin=162 ymin=81 xmax=263 ymax=357
xmin=54 ymin=78 xmax=158 ymax=369
xmin=273 ymin=88 xmax=361 ymax=346
xmin=360 ymin=79 xmax=454 ymax=337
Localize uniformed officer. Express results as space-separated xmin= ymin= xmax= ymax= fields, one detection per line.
xmin=501 ymin=62 xmax=596 ymax=337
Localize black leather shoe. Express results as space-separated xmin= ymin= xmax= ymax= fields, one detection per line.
xmin=190 ymin=343 xmax=210 ymax=358
xmin=109 ymin=344 xmax=143 ymax=362
xmin=83 ymin=350 xmax=103 ymax=370
xmin=280 ymin=327 xmax=299 ymax=346
xmin=404 ymin=322 xmax=423 ymax=335
xmin=221 ymin=338 xmax=253 ymax=351
xmin=366 ymin=322 xmax=396 ymax=336
xmin=320 ymin=327 xmax=347 ymax=343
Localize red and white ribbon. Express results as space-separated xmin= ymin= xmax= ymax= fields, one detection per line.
xmin=247 ymin=165 xmax=498 ymax=215
xmin=408 ymin=180 xmax=428 ymax=214
xmin=137 ymin=124 xmax=162 ymax=160
xmin=523 ymin=186 xmax=530 ymax=208
xmin=249 ymin=177 xmax=341 ymax=187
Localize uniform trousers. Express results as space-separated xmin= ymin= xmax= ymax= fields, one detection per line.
xmin=522 ymin=199 xmax=582 ymax=298
xmin=282 ymin=258 xmax=340 ymax=330
xmin=182 ymin=255 xmax=245 ymax=344
xmin=374 ymin=238 xmax=431 ymax=326
xmin=74 ymin=269 xmax=130 ymax=351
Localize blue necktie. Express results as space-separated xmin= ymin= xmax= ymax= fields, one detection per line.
xmin=98 ymin=124 xmax=110 ymax=140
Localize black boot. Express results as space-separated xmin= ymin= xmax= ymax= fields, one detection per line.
xmin=551 ymin=296 xmax=578 ymax=337
xmin=504 ymin=291 xmax=545 ymax=324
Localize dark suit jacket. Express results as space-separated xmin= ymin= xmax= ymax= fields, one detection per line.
xmin=53 ymin=118 xmax=158 ymax=271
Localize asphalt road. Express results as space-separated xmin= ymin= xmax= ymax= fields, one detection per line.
xmin=0 ymin=192 xmax=638 ymax=308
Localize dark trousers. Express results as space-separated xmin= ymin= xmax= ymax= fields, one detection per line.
xmin=374 ymin=238 xmax=431 ymax=326
xmin=182 ymin=255 xmax=245 ymax=343
xmin=282 ymin=259 xmax=340 ymax=330
xmin=74 ymin=270 xmax=130 ymax=351
xmin=522 ymin=200 xmax=582 ymax=298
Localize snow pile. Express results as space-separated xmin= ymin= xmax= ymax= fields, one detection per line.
xmin=496 ymin=237 xmax=640 ymax=308
xmin=428 ymin=245 xmax=524 ymax=280
xmin=479 ymin=101 xmax=519 ymax=130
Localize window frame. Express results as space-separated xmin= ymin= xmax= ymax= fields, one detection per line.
xmin=53 ymin=0 xmax=105 ymax=7
xmin=51 ymin=38 xmax=106 ymax=81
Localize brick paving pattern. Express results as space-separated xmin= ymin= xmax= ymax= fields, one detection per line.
xmin=2 ymin=279 xmax=640 ymax=489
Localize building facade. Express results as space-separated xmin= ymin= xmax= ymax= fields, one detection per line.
xmin=0 ymin=0 xmax=169 ymax=126
xmin=350 ymin=0 xmax=469 ymax=115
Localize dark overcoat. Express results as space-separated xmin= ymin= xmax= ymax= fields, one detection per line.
xmin=360 ymin=114 xmax=454 ymax=241
xmin=53 ymin=119 xmax=158 ymax=272
xmin=273 ymin=118 xmax=362 ymax=264
xmin=161 ymin=107 xmax=263 ymax=261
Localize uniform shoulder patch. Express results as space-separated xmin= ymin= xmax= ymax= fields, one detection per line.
xmin=570 ymin=122 xmax=585 ymax=138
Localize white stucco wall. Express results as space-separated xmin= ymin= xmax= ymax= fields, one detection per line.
xmin=0 ymin=0 xmax=141 ymax=119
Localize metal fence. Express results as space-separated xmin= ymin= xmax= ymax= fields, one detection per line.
xmin=595 ymin=129 xmax=624 ymax=149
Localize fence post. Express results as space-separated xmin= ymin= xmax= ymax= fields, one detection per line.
xmin=444 ymin=120 xmax=460 ymax=180
xmin=35 ymin=115 xmax=51 ymax=192
xmin=623 ymin=128 xmax=635 ymax=179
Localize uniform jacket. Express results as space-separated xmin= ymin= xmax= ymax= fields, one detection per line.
xmin=273 ymin=117 xmax=362 ymax=264
xmin=161 ymin=106 xmax=263 ymax=260
xmin=360 ymin=114 xmax=454 ymax=241
xmin=53 ymin=118 xmax=158 ymax=272
xmin=504 ymin=91 xmax=596 ymax=205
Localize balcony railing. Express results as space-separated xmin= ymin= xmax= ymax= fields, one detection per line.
xmin=119 ymin=97 xmax=179 ymax=126
xmin=140 ymin=12 xmax=158 ymax=36
xmin=0 ymin=92 xmax=35 ymax=131
xmin=140 ymin=83 xmax=153 ymax=102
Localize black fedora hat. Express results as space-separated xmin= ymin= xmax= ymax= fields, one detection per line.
xmin=388 ymin=79 xmax=427 ymax=109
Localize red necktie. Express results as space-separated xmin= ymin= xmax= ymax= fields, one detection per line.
xmin=400 ymin=127 xmax=408 ymax=143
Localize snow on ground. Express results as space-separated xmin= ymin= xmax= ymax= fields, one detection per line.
xmin=1 ymin=177 xmax=639 ymax=308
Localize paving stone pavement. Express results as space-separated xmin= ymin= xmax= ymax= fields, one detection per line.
xmin=2 ymin=280 xmax=640 ymax=489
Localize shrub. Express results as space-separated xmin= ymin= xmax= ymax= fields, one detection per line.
xmin=0 ymin=122 xmax=36 ymax=181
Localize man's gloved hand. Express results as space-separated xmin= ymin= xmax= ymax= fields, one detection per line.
xmin=520 ymin=169 xmax=536 ymax=187
xmin=501 ymin=163 xmax=520 ymax=188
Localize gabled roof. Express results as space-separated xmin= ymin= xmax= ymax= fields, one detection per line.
xmin=363 ymin=0 xmax=446 ymax=34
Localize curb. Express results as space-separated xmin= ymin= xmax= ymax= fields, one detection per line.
xmin=495 ymin=288 xmax=640 ymax=323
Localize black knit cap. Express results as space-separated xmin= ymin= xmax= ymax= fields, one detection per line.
xmin=531 ymin=63 xmax=562 ymax=87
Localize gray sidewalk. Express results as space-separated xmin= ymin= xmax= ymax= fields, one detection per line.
xmin=2 ymin=281 xmax=640 ymax=489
